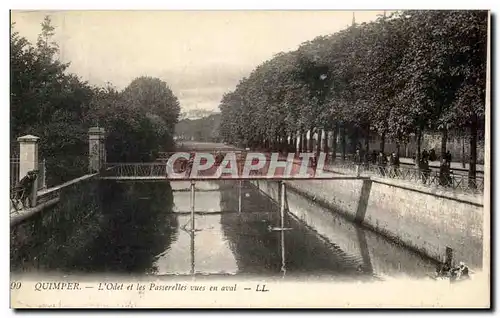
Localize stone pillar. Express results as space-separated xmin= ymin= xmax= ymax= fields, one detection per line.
xmin=89 ymin=127 xmax=106 ymax=173
xmin=17 ymin=135 xmax=39 ymax=207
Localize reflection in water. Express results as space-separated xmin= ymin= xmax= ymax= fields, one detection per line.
xmin=173 ymin=191 xmax=222 ymax=213
xmin=149 ymin=180 xmax=379 ymax=279
xmin=153 ymin=181 xmax=239 ymax=275
xmin=70 ymin=181 xmax=178 ymax=274
xmin=10 ymin=180 xmax=178 ymax=275
xmin=254 ymin=181 xmax=438 ymax=278
xmin=280 ymin=227 xmax=286 ymax=276
xmin=153 ymin=214 xmax=239 ymax=275
xmin=218 ymin=181 xmax=373 ymax=279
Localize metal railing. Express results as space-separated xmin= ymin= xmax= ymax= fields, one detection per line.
xmin=101 ymin=160 xmax=367 ymax=181
xmin=325 ymin=160 xmax=484 ymax=194
xmin=104 ymin=163 xmax=168 ymax=177
xmin=104 ymin=154 xmax=484 ymax=193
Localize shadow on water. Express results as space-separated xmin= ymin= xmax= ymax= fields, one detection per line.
xmin=251 ymin=180 xmax=438 ymax=278
xmin=11 ymin=180 xmax=178 ymax=275
xmin=11 ymin=176 xmax=436 ymax=280
xmin=218 ymin=180 xmax=374 ymax=280
xmin=70 ymin=181 xmax=178 ymax=274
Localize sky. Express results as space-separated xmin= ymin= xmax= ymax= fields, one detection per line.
xmin=11 ymin=10 xmax=385 ymax=114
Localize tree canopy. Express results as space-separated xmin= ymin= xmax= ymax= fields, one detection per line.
xmin=218 ymin=10 xmax=488 ymax=178
xmin=11 ymin=16 xmax=180 ymax=185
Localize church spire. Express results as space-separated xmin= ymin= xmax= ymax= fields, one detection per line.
xmin=352 ymin=11 xmax=356 ymax=26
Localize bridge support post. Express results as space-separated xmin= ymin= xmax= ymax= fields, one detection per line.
xmin=88 ymin=127 xmax=106 ymax=173
xmin=190 ymin=181 xmax=196 ymax=275
xmin=18 ymin=135 xmax=39 ymax=207
xmin=280 ymin=181 xmax=285 ymax=228
xmin=280 ymin=181 xmax=286 ymax=273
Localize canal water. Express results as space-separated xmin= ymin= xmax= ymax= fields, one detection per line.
xmin=11 ymin=179 xmax=437 ymax=280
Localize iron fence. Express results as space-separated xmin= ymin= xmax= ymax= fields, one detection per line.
xmin=104 ymin=163 xmax=168 ymax=177
xmin=10 ymin=158 xmax=20 ymax=190
xmin=106 ymin=153 xmax=484 ymax=194
xmin=326 ymin=160 xmax=484 ymax=194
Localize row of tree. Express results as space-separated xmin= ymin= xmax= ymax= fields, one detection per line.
xmin=11 ymin=16 xmax=180 ymax=186
xmin=218 ymin=10 xmax=487 ymax=181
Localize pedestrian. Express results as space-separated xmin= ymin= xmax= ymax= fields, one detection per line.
xmin=371 ymin=150 xmax=378 ymax=165
xmin=422 ymin=149 xmax=429 ymax=162
xmin=364 ymin=151 xmax=371 ymax=167
xmin=389 ymin=152 xmax=395 ymax=177
xmin=186 ymin=153 xmax=195 ymax=176
xmin=439 ymin=158 xmax=452 ymax=187
xmin=450 ymin=262 xmax=471 ymax=282
xmin=429 ymin=149 xmax=437 ymax=161
xmin=419 ymin=155 xmax=430 ymax=184
xmin=390 ymin=152 xmax=400 ymax=177
xmin=353 ymin=149 xmax=363 ymax=175
xmin=445 ymin=150 xmax=452 ymax=165
xmin=11 ymin=170 xmax=38 ymax=210
xmin=215 ymin=152 xmax=224 ymax=166
xmin=354 ymin=149 xmax=361 ymax=164
xmin=310 ymin=152 xmax=318 ymax=169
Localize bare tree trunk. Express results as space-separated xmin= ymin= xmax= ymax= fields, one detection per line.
xmin=281 ymin=133 xmax=287 ymax=154
xmin=462 ymin=132 xmax=466 ymax=168
xmin=323 ymin=130 xmax=329 ymax=161
xmin=341 ymin=125 xmax=347 ymax=161
xmin=416 ymin=129 xmax=422 ymax=167
xmin=469 ymin=119 xmax=478 ymax=188
xmin=440 ymin=128 xmax=448 ymax=163
xmin=364 ymin=125 xmax=370 ymax=155
xmin=379 ymin=132 xmax=386 ymax=154
xmin=352 ymin=128 xmax=360 ymax=153
xmin=294 ymin=134 xmax=298 ymax=153
xmin=332 ymin=124 xmax=338 ymax=162
xmin=316 ymin=129 xmax=323 ymax=159
xmin=308 ymin=128 xmax=314 ymax=153
xmin=301 ymin=132 xmax=307 ymax=153
xmin=439 ymin=127 xmax=449 ymax=186
xmin=298 ymin=131 xmax=303 ymax=153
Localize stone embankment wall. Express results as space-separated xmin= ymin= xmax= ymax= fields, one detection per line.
xmin=252 ymin=177 xmax=483 ymax=270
